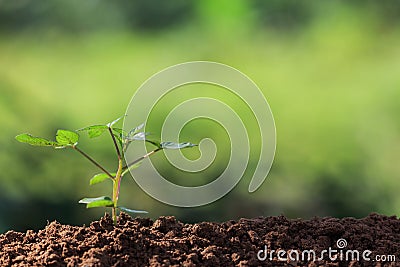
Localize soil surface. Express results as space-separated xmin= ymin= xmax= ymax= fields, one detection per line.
xmin=0 ymin=213 xmax=398 ymax=267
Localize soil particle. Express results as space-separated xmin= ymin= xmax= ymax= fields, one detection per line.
xmin=0 ymin=212 xmax=398 ymax=266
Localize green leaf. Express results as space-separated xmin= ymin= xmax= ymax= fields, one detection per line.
xmin=90 ymin=173 xmax=116 ymax=185
xmin=128 ymin=123 xmax=145 ymax=137
xmin=128 ymin=132 xmax=150 ymax=141
xmin=77 ymin=116 xmax=124 ymax=139
xmin=118 ymin=206 xmax=148 ymax=214
xmin=122 ymin=123 xmax=147 ymax=149
xmin=160 ymin=142 xmax=197 ymax=149
xmin=107 ymin=116 xmax=124 ymax=128
xmin=124 ymin=123 xmax=145 ymax=142
xmin=15 ymin=133 xmax=60 ymax=147
xmin=76 ymin=125 xmax=108 ymax=138
xmin=112 ymin=128 xmax=125 ymax=136
xmin=56 ymin=130 xmax=79 ymax=146
xmin=79 ymin=196 xmax=114 ymax=208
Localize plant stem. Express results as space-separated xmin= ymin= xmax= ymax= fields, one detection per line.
xmin=108 ymin=127 xmax=121 ymax=160
xmin=111 ymin=148 xmax=162 ymax=223
xmin=112 ymin=157 xmax=123 ymax=224
xmin=72 ymin=145 xmax=114 ymax=180
xmin=122 ymin=148 xmax=162 ymax=175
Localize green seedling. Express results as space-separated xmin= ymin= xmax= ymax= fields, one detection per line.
xmin=15 ymin=116 xmax=196 ymax=224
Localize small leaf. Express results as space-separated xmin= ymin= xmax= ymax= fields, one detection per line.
xmin=90 ymin=173 xmax=116 ymax=185
xmin=128 ymin=123 xmax=145 ymax=137
xmin=56 ymin=130 xmax=79 ymax=146
xmin=15 ymin=133 xmax=60 ymax=147
xmin=107 ymin=116 xmax=124 ymax=128
xmin=121 ymin=124 xmax=160 ymax=150
xmin=129 ymin=132 xmax=150 ymax=141
xmin=160 ymin=142 xmax=197 ymax=149
xmin=79 ymin=196 xmax=114 ymax=208
xmin=78 ymin=196 xmax=107 ymax=204
xmin=112 ymin=128 xmax=125 ymax=136
xmin=123 ymin=124 xmax=144 ymax=142
xmin=118 ymin=206 xmax=148 ymax=214
xmin=77 ymin=125 xmax=108 ymax=138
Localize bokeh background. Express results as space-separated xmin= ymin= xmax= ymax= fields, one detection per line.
xmin=1 ymin=0 xmax=399 ymax=232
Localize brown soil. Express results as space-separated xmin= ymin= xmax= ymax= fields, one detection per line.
xmin=0 ymin=213 xmax=398 ymax=267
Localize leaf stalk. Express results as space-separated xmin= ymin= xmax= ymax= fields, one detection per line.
xmin=72 ymin=145 xmax=114 ymax=180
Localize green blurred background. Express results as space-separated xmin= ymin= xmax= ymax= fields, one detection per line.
xmin=1 ymin=0 xmax=399 ymax=232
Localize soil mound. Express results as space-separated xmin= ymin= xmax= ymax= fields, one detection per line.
xmin=0 ymin=213 xmax=398 ymax=266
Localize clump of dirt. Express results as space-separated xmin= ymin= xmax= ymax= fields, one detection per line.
xmin=0 ymin=213 xmax=398 ymax=266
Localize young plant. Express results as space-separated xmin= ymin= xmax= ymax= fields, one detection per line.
xmin=15 ymin=116 xmax=196 ymax=224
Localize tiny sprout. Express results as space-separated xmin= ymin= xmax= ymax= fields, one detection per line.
xmin=15 ymin=116 xmax=197 ymax=224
